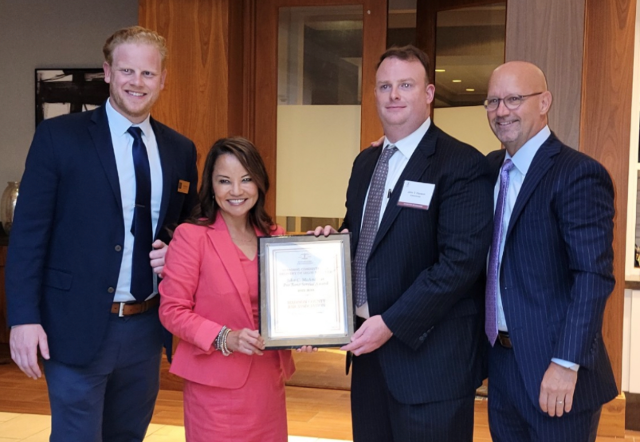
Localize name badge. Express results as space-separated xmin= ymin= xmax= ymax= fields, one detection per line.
xmin=177 ymin=180 xmax=190 ymax=194
xmin=397 ymin=180 xmax=434 ymax=210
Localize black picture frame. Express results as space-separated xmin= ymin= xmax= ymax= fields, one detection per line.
xmin=35 ymin=68 xmax=109 ymax=126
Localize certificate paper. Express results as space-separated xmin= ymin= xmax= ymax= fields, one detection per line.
xmin=259 ymin=234 xmax=354 ymax=348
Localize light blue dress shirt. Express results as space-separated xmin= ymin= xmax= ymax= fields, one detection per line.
xmin=105 ymin=99 xmax=163 ymax=303
xmin=495 ymin=125 xmax=578 ymax=371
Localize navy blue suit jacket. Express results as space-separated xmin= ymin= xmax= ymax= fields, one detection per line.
xmin=6 ymin=105 xmax=198 ymax=366
xmin=487 ymin=133 xmax=618 ymax=412
xmin=342 ymin=124 xmax=493 ymax=404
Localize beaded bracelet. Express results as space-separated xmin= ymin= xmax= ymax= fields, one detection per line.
xmin=213 ymin=326 xmax=225 ymax=350
xmin=214 ymin=326 xmax=233 ymax=356
xmin=219 ymin=326 xmax=233 ymax=356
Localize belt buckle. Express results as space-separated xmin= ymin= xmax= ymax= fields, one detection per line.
xmin=498 ymin=332 xmax=511 ymax=349
xmin=118 ymin=302 xmax=126 ymax=318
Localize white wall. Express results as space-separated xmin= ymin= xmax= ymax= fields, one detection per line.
xmin=623 ymin=289 xmax=640 ymax=393
xmin=276 ymin=105 xmax=361 ymax=218
xmin=0 ymin=0 xmax=138 ymax=187
xmin=433 ymin=105 xmax=501 ymax=155
xmin=275 ymin=104 xmax=500 ymax=220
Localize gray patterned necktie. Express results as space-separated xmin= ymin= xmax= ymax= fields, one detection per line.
xmin=353 ymin=145 xmax=398 ymax=307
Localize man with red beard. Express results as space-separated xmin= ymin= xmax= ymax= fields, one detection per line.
xmin=6 ymin=26 xmax=198 ymax=442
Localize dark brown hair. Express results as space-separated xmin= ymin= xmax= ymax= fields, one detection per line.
xmin=190 ymin=137 xmax=274 ymax=235
xmin=377 ymin=45 xmax=431 ymax=83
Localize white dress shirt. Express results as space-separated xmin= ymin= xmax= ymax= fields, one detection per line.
xmin=356 ymin=118 xmax=431 ymax=319
xmin=494 ymin=125 xmax=578 ymax=371
xmin=105 ymin=99 xmax=163 ymax=302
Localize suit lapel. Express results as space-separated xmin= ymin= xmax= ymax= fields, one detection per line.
xmin=152 ymin=118 xmax=173 ymax=238
xmin=352 ymin=147 xmax=383 ymax=248
xmin=207 ymin=215 xmax=254 ymax=323
xmin=487 ymin=149 xmax=506 ymax=183
xmin=371 ymin=125 xmax=437 ymax=252
xmin=89 ymin=106 xmax=122 ymax=208
xmin=505 ymin=134 xmax=562 ymax=239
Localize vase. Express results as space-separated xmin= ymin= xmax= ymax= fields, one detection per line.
xmin=1 ymin=181 xmax=20 ymax=235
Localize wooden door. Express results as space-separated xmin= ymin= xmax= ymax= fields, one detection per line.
xmin=252 ymin=0 xmax=387 ymax=219
xmin=417 ymin=0 xmax=506 ymax=154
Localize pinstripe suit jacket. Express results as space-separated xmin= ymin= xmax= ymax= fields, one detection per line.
xmin=341 ymin=123 xmax=494 ymax=404
xmin=487 ymin=133 xmax=618 ymax=413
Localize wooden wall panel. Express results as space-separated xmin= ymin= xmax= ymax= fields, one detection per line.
xmin=139 ymin=0 xmax=245 ymax=179
xmin=253 ymin=0 xmax=279 ymax=217
xmin=580 ymin=0 xmax=636 ymax=391
xmin=359 ymin=0 xmax=387 ymax=151
xmin=242 ymin=0 xmax=257 ymax=141
xmin=505 ymin=0 xmax=585 ymax=150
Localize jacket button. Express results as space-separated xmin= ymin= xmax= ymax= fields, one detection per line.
xmin=115 ymin=245 xmax=122 ymax=252
xmin=108 ymin=287 xmax=115 ymax=294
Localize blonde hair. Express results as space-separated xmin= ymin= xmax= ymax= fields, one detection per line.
xmin=103 ymin=26 xmax=167 ymax=66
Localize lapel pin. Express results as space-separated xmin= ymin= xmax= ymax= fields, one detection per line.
xmin=177 ymin=180 xmax=190 ymax=194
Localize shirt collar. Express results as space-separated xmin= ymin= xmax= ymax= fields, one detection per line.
xmin=105 ymin=98 xmax=152 ymax=137
xmin=505 ymin=125 xmax=551 ymax=176
xmin=383 ymin=117 xmax=431 ymax=160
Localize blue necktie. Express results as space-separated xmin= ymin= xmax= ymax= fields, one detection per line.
xmin=128 ymin=126 xmax=153 ymax=301
xmin=486 ymin=159 xmax=514 ymax=345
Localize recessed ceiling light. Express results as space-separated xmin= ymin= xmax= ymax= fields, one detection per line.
xmin=452 ymin=80 xmax=462 ymax=83
xmin=466 ymin=88 xmax=475 ymax=92
xmin=435 ymin=69 xmax=446 ymax=73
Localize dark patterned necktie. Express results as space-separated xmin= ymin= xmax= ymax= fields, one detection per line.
xmin=127 ymin=126 xmax=153 ymax=301
xmin=486 ymin=159 xmax=514 ymax=345
xmin=353 ymin=145 xmax=398 ymax=307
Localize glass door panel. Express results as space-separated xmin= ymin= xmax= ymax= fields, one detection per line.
xmin=276 ymin=5 xmax=363 ymax=232
xmin=432 ymin=3 xmax=506 ymax=155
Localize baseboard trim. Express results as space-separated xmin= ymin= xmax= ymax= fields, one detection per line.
xmin=624 ymin=391 xmax=640 ymax=431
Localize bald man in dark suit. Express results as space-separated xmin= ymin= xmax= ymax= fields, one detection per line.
xmin=484 ymin=61 xmax=618 ymax=442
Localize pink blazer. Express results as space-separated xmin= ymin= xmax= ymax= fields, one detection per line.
xmin=159 ymin=214 xmax=295 ymax=388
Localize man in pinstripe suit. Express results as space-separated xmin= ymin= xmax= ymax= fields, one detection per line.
xmin=316 ymin=45 xmax=493 ymax=441
xmin=484 ymin=61 xmax=618 ymax=442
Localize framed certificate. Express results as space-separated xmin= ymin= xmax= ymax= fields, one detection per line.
xmin=258 ymin=233 xmax=354 ymax=349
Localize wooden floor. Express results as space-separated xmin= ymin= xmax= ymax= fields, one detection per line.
xmin=0 ymin=350 xmax=639 ymax=441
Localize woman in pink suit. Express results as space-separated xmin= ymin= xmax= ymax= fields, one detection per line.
xmin=159 ymin=137 xmax=303 ymax=442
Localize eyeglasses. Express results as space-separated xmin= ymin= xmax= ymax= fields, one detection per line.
xmin=483 ymin=92 xmax=544 ymax=111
